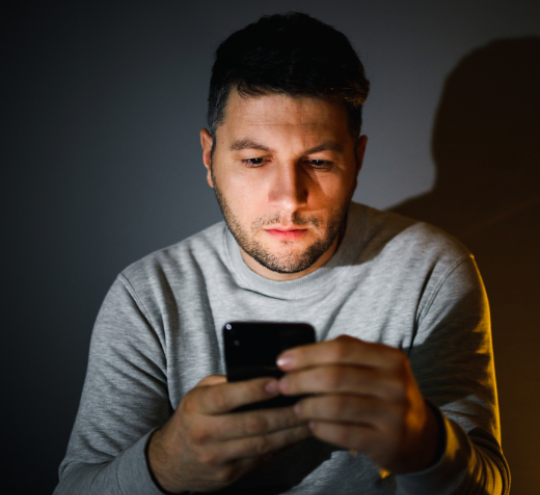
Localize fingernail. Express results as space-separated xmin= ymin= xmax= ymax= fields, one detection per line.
xmin=294 ymin=402 xmax=302 ymax=415
xmin=308 ymin=421 xmax=316 ymax=430
xmin=265 ymin=380 xmax=279 ymax=395
xmin=277 ymin=354 xmax=292 ymax=368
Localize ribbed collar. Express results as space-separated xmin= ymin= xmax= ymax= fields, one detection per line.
xmin=223 ymin=202 xmax=367 ymax=300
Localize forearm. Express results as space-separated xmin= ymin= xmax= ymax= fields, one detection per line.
xmin=396 ymin=411 xmax=510 ymax=495
xmin=54 ymin=430 xmax=164 ymax=495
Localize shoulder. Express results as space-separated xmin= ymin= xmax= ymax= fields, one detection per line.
xmin=353 ymin=205 xmax=484 ymax=330
xmin=349 ymin=203 xmax=474 ymax=294
xmin=118 ymin=221 xmax=228 ymax=293
xmin=355 ymin=202 xmax=471 ymax=266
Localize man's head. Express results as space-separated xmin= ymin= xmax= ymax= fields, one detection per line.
xmin=200 ymin=12 xmax=370 ymax=281
xmin=207 ymin=12 xmax=370 ymax=147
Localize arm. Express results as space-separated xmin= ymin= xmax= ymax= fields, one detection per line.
xmin=54 ymin=275 xmax=171 ymax=494
xmin=277 ymin=256 xmax=510 ymax=494
xmin=54 ymin=275 xmax=310 ymax=495
xmin=400 ymin=255 xmax=510 ymax=494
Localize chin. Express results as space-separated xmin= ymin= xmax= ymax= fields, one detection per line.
xmin=251 ymin=242 xmax=327 ymax=274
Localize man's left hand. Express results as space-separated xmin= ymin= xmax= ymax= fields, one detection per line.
xmin=277 ymin=335 xmax=441 ymax=474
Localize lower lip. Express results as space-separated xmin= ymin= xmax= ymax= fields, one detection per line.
xmin=265 ymin=229 xmax=307 ymax=240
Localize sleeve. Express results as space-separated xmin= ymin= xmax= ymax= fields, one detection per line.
xmin=396 ymin=255 xmax=511 ymax=495
xmin=53 ymin=275 xmax=170 ymax=495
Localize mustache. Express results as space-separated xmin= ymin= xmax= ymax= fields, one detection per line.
xmin=252 ymin=212 xmax=320 ymax=230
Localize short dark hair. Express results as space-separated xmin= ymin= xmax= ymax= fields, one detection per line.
xmin=207 ymin=12 xmax=370 ymax=144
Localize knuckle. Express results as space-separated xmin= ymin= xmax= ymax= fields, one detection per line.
xmin=245 ymin=414 xmax=268 ymax=435
xmin=352 ymin=433 xmax=367 ymax=452
xmin=394 ymin=401 xmax=408 ymax=422
xmin=279 ymin=406 xmax=298 ymax=425
xmin=329 ymin=395 xmax=348 ymax=415
xmin=334 ymin=426 xmax=351 ymax=445
xmin=190 ymin=425 xmax=211 ymax=445
xmin=180 ymin=392 xmax=197 ymax=416
xmin=245 ymin=379 xmax=264 ymax=399
xmin=294 ymin=400 xmax=306 ymax=417
xmin=387 ymin=403 xmax=407 ymax=432
xmin=330 ymin=340 xmax=349 ymax=361
xmin=198 ymin=449 xmax=220 ymax=467
xmin=392 ymin=380 xmax=407 ymax=400
xmin=213 ymin=465 xmax=236 ymax=484
xmin=286 ymin=425 xmax=308 ymax=444
xmin=382 ymin=373 xmax=406 ymax=400
xmin=296 ymin=425 xmax=312 ymax=441
xmin=248 ymin=378 xmax=265 ymax=394
xmin=389 ymin=349 xmax=407 ymax=370
xmin=252 ymin=435 xmax=272 ymax=455
xmin=212 ymin=389 xmax=229 ymax=412
xmin=387 ymin=383 xmax=405 ymax=401
xmin=323 ymin=367 xmax=345 ymax=389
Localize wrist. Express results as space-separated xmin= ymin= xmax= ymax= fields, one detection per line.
xmin=146 ymin=428 xmax=186 ymax=494
xmin=424 ymin=401 xmax=447 ymax=468
xmin=410 ymin=400 xmax=446 ymax=473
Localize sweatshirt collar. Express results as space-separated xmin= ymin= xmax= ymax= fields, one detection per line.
xmin=224 ymin=202 xmax=367 ymax=300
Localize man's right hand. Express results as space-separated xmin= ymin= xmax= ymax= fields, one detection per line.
xmin=147 ymin=375 xmax=311 ymax=493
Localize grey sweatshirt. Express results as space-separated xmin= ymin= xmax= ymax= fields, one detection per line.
xmin=54 ymin=202 xmax=510 ymax=494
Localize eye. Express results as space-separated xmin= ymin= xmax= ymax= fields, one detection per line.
xmin=242 ymin=158 xmax=267 ymax=167
xmin=308 ymin=159 xmax=332 ymax=169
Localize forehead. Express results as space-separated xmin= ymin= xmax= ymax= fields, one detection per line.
xmin=220 ymin=91 xmax=350 ymax=135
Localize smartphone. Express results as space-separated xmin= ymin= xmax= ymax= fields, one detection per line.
xmin=223 ymin=321 xmax=316 ymax=411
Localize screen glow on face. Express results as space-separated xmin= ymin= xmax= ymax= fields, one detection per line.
xmin=204 ymin=92 xmax=365 ymax=279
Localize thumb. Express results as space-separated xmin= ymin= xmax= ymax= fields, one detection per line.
xmin=195 ymin=374 xmax=227 ymax=387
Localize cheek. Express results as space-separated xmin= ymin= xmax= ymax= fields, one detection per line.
xmin=310 ymin=173 xmax=355 ymax=208
xmin=219 ymin=172 xmax=266 ymax=218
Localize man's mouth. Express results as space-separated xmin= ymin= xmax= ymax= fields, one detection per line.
xmin=264 ymin=228 xmax=308 ymax=240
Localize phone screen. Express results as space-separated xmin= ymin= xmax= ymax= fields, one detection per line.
xmin=223 ymin=321 xmax=316 ymax=410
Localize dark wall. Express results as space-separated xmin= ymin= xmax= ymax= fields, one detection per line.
xmin=393 ymin=38 xmax=540 ymax=494
xmin=3 ymin=1 xmax=539 ymax=493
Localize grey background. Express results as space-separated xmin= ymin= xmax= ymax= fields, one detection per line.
xmin=3 ymin=1 xmax=539 ymax=493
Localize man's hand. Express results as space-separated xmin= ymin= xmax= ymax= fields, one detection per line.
xmin=277 ymin=335 xmax=441 ymax=474
xmin=148 ymin=375 xmax=311 ymax=493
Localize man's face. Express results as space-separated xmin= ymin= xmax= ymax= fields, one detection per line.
xmin=201 ymin=91 xmax=367 ymax=281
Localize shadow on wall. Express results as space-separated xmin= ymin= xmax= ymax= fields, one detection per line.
xmin=392 ymin=38 xmax=540 ymax=495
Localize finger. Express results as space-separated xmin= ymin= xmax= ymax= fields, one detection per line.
xmin=280 ymin=365 xmax=402 ymax=400
xmin=195 ymin=375 xmax=227 ymax=387
xmin=277 ymin=335 xmax=403 ymax=371
xmin=196 ymin=377 xmax=280 ymax=415
xmin=294 ymin=394 xmax=388 ymax=426
xmin=309 ymin=420 xmax=378 ymax=451
xmin=218 ymin=424 xmax=312 ymax=461
xmin=216 ymin=405 xmax=307 ymax=441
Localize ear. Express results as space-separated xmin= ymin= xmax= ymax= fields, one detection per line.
xmin=353 ymin=135 xmax=368 ymax=191
xmin=355 ymin=135 xmax=368 ymax=174
xmin=200 ymin=128 xmax=214 ymax=188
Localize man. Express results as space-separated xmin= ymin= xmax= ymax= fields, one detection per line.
xmin=55 ymin=12 xmax=510 ymax=494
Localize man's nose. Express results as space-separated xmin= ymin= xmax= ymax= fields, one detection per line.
xmin=267 ymin=161 xmax=308 ymax=213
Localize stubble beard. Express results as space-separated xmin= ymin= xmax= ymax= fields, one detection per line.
xmin=211 ymin=167 xmax=353 ymax=274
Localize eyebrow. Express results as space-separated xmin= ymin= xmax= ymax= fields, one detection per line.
xmin=229 ymin=139 xmax=344 ymax=154
xmin=229 ymin=139 xmax=272 ymax=152
xmin=305 ymin=141 xmax=344 ymax=154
